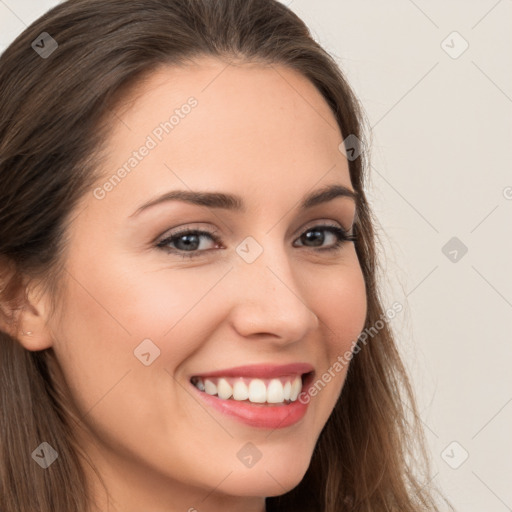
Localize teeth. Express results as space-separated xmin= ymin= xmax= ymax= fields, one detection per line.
xmin=290 ymin=377 xmax=302 ymax=401
xmin=248 ymin=379 xmax=267 ymax=403
xmin=267 ymin=379 xmax=284 ymax=403
xmin=283 ymin=381 xmax=291 ymax=400
xmin=204 ymin=379 xmax=217 ymax=396
xmin=217 ymin=378 xmax=232 ymax=400
xmin=233 ymin=380 xmax=249 ymax=401
xmin=192 ymin=375 xmax=304 ymax=404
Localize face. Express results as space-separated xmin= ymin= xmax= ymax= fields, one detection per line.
xmin=41 ymin=58 xmax=367 ymax=511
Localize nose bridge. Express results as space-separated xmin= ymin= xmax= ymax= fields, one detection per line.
xmin=228 ymin=233 xmax=319 ymax=340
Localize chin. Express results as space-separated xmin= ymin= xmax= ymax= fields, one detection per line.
xmin=220 ymin=450 xmax=311 ymax=497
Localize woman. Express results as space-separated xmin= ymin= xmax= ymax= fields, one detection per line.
xmin=0 ymin=1 xmax=454 ymax=511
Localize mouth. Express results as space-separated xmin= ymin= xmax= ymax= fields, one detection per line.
xmin=187 ymin=363 xmax=314 ymax=429
xmin=190 ymin=363 xmax=315 ymax=430
xmin=190 ymin=372 xmax=313 ymax=406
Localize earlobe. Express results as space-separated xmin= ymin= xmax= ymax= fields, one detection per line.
xmin=16 ymin=329 xmax=53 ymax=351
xmin=16 ymin=321 xmax=53 ymax=352
xmin=0 ymin=278 xmax=55 ymax=351
xmin=15 ymin=284 xmax=54 ymax=352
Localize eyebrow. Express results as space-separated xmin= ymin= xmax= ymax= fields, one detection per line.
xmin=129 ymin=183 xmax=357 ymax=218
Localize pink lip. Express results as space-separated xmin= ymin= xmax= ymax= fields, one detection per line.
xmin=188 ymin=365 xmax=315 ymax=429
xmin=190 ymin=362 xmax=314 ymax=379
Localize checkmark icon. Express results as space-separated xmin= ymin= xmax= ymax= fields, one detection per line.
xmin=441 ymin=31 xmax=469 ymax=59
xmin=442 ymin=237 xmax=468 ymax=263
xmin=441 ymin=441 xmax=469 ymax=469
xmin=237 ymin=442 xmax=262 ymax=468
xmin=134 ymin=338 xmax=161 ymax=366
xmin=339 ymin=134 xmax=363 ymax=161
xmin=31 ymin=442 xmax=59 ymax=468
xmin=31 ymin=32 xmax=58 ymax=58
xmin=236 ymin=236 xmax=263 ymax=263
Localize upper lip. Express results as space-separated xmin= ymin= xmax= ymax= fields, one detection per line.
xmin=190 ymin=363 xmax=314 ymax=380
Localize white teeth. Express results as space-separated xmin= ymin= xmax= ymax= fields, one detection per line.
xmin=204 ymin=379 xmax=217 ymax=396
xmin=283 ymin=381 xmax=291 ymax=400
xmin=217 ymin=378 xmax=233 ymax=400
xmin=267 ymin=379 xmax=284 ymax=403
xmin=248 ymin=379 xmax=267 ymax=403
xmin=193 ymin=375 xmax=304 ymax=404
xmin=232 ymin=380 xmax=249 ymax=401
xmin=290 ymin=377 xmax=302 ymax=401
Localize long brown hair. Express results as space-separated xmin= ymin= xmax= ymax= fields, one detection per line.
xmin=0 ymin=1 xmax=453 ymax=510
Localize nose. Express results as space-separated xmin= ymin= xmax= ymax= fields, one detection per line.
xmin=226 ymin=240 xmax=319 ymax=345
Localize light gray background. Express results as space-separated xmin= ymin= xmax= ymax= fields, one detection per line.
xmin=1 ymin=1 xmax=511 ymax=510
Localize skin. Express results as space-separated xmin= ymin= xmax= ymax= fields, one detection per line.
xmin=16 ymin=57 xmax=367 ymax=512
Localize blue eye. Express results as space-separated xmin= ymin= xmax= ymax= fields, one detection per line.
xmin=156 ymin=228 xmax=222 ymax=258
xmin=156 ymin=224 xmax=357 ymax=259
xmin=295 ymin=225 xmax=356 ymax=250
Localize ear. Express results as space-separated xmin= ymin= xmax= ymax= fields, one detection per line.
xmin=17 ymin=280 xmax=55 ymax=351
xmin=0 ymin=269 xmax=54 ymax=351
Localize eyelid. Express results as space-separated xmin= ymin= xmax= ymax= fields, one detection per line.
xmin=154 ymin=223 xmax=220 ymax=246
xmin=155 ymin=218 xmax=356 ymax=260
xmin=155 ymin=218 xmax=353 ymax=245
xmin=297 ymin=218 xmax=352 ymax=235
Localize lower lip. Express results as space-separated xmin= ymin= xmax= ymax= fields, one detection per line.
xmin=190 ymin=375 xmax=312 ymax=429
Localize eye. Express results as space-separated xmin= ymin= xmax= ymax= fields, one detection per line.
xmin=156 ymin=228 xmax=222 ymax=258
xmin=156 ymin=223 xmax=357 ymax=259
xmin=293 ymin=224 xmax=356 ymax=251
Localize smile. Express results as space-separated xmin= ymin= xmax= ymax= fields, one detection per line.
xmin=188 ymin=364 xmax=314 ymax=429
xmin=190 ymin=375 xmax=304 ymax=405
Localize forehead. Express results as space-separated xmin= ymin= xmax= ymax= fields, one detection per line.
xmin=88 ymin=57 xmax=352 ymax=219
xmin=111 ymin=56 xmax=340 ymax=130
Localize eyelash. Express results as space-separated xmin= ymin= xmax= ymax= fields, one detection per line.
xmin=156 ymin=224 xmax=357 ymax=259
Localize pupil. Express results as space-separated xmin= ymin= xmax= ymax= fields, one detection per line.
xmin=177 ymin=234 xmax=199 ymax=250
xmin=304 ymin=230 xmax=323 ymax=247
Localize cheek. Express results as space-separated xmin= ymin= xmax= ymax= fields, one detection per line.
xmin=302 ymin=252 xmax=367 ymax=409
xmin=50 ymin=257 xmax=230 ymax=414
xmin=48 ymin=243 xmax=367 ymax=491
xmin=330 ymin=265 xmax=367 ymax=355
xmin=48 ymin=260 xmax=233 ymax=483
xmin=309 ymin=251 xmax=367 ymax=357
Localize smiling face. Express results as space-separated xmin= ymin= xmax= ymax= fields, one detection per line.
xmin=41 ymin=57 xmax=367 ymax=511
